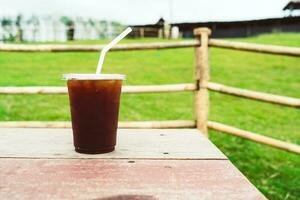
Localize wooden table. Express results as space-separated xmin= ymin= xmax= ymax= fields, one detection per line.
xmin=0 ymin=128 xmax=266 ymax=200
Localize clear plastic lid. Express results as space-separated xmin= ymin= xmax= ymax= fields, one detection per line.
xmin=63 ymin=74 xmax=125 ymax=80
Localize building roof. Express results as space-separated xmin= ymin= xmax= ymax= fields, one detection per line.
xmin=130 ymin=18 xmax=165 ymax=28
xmin=283 ymin=0 xmax=300 ymax=10
xmin=170 ymin=16 xmax=300 ymax=30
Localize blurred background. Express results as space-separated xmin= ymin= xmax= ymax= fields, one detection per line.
xmin=0 ymin=0 xmax=300 ymax=42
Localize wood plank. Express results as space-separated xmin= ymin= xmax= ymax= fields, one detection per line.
xmin=0 ymin=128 xmax=226 ymax=159
xmin=0 ymin=159 xmax=266 ymax=200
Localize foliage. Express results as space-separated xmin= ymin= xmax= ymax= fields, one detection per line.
xmin=26 ymin=15 xmax=39 ymax=26
xmin=1 ymin=17 xmax=14 ymax=41
xmin=60 ymin=16 xmax=74 ymax=27
xmin=15 ymin=15 xmax=22 ymax=27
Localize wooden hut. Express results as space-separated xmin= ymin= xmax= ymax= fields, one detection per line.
xmin=283 ymin=0 xmax=300 ymax=11
xmin=129 ymin=18 xmax=165 ymax=38
xmin=283 ymin=0 xmax=300 ymax=16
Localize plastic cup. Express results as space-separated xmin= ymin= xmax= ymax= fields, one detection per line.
xmin=63 ymin=74 xmax=125 ymax=154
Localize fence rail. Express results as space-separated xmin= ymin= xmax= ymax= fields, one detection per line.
xmin=1 ymin=27 xmax=300 ymax=155
xmin=207 ymin=121 xmax=300 ymax=155
xmin=0 ymin=41 xmax=199 ymax=52
xmin=0 ymin=120 xmax=196 ymax=129
xmin=208 ymin=82 xmax=300 ymax=108
xmin=2 ymin=39 xmax=300 ymax=58
xmin=209 ymin=39 xmax=300 ymax=57
xmin=1 ymin=82 xmax=299 ymax=108
xmin=0 ymin=83 xmax=196 ymax=94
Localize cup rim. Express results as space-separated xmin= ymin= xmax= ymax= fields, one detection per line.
xmin=63 ymin=73 xmax=125 ymax=80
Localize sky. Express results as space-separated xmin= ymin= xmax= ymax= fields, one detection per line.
xmin=0 ymin=0 xmax=291 ymax=24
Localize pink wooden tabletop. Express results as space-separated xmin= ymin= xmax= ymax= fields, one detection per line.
xmin=0 ymin=128 xmax=266 ymax=200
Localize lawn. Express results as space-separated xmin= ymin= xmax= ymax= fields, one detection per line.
xmin=0 ymin=33 xmax=300 ymax=199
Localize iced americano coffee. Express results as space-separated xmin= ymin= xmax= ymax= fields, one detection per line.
xmin=64 ymin=74 xmax=125 ymax=154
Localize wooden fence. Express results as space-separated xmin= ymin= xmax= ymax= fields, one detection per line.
xmin=0 ymin=27 xmax=299 ymax=155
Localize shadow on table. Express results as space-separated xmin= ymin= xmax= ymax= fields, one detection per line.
xmin=94 ymin=195 xmax=158 ymax=200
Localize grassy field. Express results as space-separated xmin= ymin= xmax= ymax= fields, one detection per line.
xmin=1 ymin=33 xmax=300 ymax=199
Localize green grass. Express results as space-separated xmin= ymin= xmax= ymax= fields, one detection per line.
xmin=1 ymin=34 xmax=300 ymax=199
xmin=231 ymin=32 xmax=300 ymax=47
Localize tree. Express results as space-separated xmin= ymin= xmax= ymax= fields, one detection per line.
xmin=60 ymin=16 xmax=75 ymax=41
xmin=1 ymin=17 xmax=14 ymax=42
xmin=88 ymin=18 xmax=104 ymax=39
xmin=110 ymin=21 xmax=124 ymax=37
xmin=99 ymin=20 xmax=108 ymax=38
xmin=15 ymin=14 xmax=23 ymax=42
xmin=27 ymin=15 xmax=40 ymax=42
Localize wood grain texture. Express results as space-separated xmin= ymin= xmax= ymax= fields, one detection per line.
xmin=193 ymin=28 xmax=211 ymax=136
xmin=0 ymin=159 xmax=266 ymax=200
xmin=0 ymin=128 xmax=225 ymax=159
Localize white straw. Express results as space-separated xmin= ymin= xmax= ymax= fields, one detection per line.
xmin=96 ymin=27 xmax=132 ymax=74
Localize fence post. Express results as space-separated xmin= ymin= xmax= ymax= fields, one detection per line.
xmin=193 ymin=27 xmax=211 ymax=136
